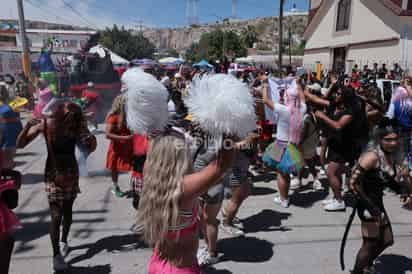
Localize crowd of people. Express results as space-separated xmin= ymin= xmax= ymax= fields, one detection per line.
xmin=0 ymin=59 xmax=412 ymax=274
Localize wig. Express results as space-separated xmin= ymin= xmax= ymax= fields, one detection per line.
xmin=184 ymin=74 xmax=256 ymax=138
xmin=285 ymin=80 xmax=304 ymax=144
xmin=123 ymin=68 xmax=169 ymax=135
xmin=138 ymin=135 xmax=192 ymax=245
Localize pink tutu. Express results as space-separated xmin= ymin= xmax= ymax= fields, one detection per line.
xmin=0 ymin=181 xmax=21 ymax=234
xmin=148 ymin=249 xmax=204 ymax=274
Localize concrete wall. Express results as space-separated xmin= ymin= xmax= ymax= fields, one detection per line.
xmin=303 ymin=49 xmax=332 ymax=71
xmin=346 ymin=39 xmax=401 ymax=67
xmin=310 ymin=0 xmax=322 ymax=9
xmin=400 ymin=16 xmax=412 ymax=72
xmin=306 ymin=0 xmax=400 ymax=49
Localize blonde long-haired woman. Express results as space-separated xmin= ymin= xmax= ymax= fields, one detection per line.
xmin=138 ymin=132 xmax=234 ymax=274
xmin=105 ymin=95 xmax=133 ymax=197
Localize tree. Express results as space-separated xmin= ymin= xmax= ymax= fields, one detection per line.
xmin=241 ymin=25 xmax=258 ymax=48
xmin=99 ymin=25 xmax=155 ymax=60
xmin=184 ymin=29 xmax=247 ymax=62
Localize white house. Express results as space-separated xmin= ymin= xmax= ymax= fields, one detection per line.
xmin=303 ymin=0 xmax=412 ymax=73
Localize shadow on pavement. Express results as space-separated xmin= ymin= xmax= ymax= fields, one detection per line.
xmin=22 ymin=173 xmax=44 ymax=185
xmin=14 ymin=207 xmax=109 ymax=254
xmin=290 ymin=188 xmax=329 ymax=208
xmin=241 ymin=209 xmax=291 ymax=233
xmin=68 ymin=234 xmax=147 ymax=265
xmin=250 ymin=186 xmax=276 ymax=196
xmin=15 ymin=152 xmax=39 ymax=157
xmin=55 ymin=264 xmax=111 ymax=274
xmin=250 ymin=173 xmax=276 ymax=183
xmin=14 ymin=160 xmax=27 ymax=167
xmin=217 ymin=236 xmax=274 ymax=263
xmin=204 ymin=267 xmax=233 ymax=274
xmin=376 ymin=254 xmax=412 ymax=274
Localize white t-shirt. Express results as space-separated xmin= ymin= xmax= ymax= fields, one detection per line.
xmin=274 ymin=102 xmax=306 ymax=142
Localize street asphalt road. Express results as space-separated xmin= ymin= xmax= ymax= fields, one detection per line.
xmin=9 ymin=127 xmax=412 ymax=274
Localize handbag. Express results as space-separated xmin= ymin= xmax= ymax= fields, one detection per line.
xmin=44 ymin=119 xmax=76 ymax=188
xmin=0 ymin=179 xmax=18 ymax=209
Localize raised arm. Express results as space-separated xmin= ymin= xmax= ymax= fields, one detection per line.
xmin=304 ymin=88 xmax=330 ymax=107
xmin=261 ymin=82 xmax=274 ymax=111
xmin=16 ymin=119 xmax=43 ymax=148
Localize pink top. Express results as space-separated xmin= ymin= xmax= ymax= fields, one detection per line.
xmin=33 ymin=87 xmax=53 ymax=118
xmin=0 ymin=180 xmax=21 ymax=235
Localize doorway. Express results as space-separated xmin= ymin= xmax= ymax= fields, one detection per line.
xmin=333 ymin=47 xmax=346 ymax=74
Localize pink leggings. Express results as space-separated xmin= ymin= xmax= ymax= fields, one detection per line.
xmin=148 ymin=250 xmax=203 ymax=274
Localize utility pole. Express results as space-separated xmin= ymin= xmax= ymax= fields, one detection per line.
xmin=288 ymin=28 xmax=292 ymax=66
xmin=278 ymin=0 xmax=285 ymax=77
xmin=16 ymin=0 xmax=31 ymax=78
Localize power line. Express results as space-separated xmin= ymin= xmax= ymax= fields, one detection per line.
xmin=60 ymin=0 xmax=98 ymax=29
xmin=24 ymin=0 xmax=75 ymax=26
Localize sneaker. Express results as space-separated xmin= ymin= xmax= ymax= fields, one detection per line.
xmin=111 ymin=187 xmax=125 ymax=198
xmin=324 ymin=199 xmax=346 ymax=211
xmin=60 ymin=242 xmax=69 ymax=257
xmin=321 ymin=198 xmax=335 ymax=206
xmin=196 ymin=247 xmax=208 ymax=265
xmin=220 ymin=223 xmax=245 ymax=237
xmin=53 ymin=254 xmax=68 ymax=271
xmin=273 ymin=196 xmax=290 ymax=208
xmin=313 ymin=179 xmax=325 ymax=191
xmin=290 ymin=177 xmax=301 ymax=190
xmin=198 ymin=250 xmax=219 ymax=266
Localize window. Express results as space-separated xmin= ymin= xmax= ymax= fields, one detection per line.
xmin=408 ymin=0 xmax=412 ymax=10
xmin=336 ymin=0 xmax=351 ymax=31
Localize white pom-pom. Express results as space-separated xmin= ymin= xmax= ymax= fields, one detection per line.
xmin=124 ymin=68 xmax=169 ymax=135
xmin=185 ymin=74 xmax=256 ymax=138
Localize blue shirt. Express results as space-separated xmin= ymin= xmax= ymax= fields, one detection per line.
xmin=394 ymin=98 xmax=412 ymax=129
xmin=0 ymin=104 xmax=22 ymax=149
xmin=38 ymin=51 xmax=55 ymax=72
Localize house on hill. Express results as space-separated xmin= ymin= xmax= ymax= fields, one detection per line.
xmin=303 ymin=0 xmax=412 ymax=73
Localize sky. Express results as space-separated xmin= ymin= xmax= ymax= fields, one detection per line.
xmin=1 ymin=0 xmax=309 ymax=29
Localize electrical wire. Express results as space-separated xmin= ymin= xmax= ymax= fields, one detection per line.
xmin=60 ymin=0 xmax=99 ymax=28
xmin=24 ymin=0 xmax=75 ymax=26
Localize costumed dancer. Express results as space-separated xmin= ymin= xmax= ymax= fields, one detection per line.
xmin=221 ymin=133 xmax=258 ymax=236
xmin=17 ymin=101 xmax=97 ymax=272
xmin=0 ymin=146 xmax=22 ymax=274
xmin=184 ymin=74 xmax=256 ymax=266
xmin=105 ymin=94 xmax=133 ymax=197
xmin=33 ymin=79 xmax=53 ymax=119
xmin=304 ymin=85 xmax=357 ymax=211
xmin=261 ymin=77 xmax=306 ymax=208
xmin=38 ymin=39 xmax=58 ymax=96
xmin=130 ymin=133 xmax=149 ymax=211
xmin=341 ymin=118 xmax=412 ymax=274
xmin=125 ymin=69 xmax=255 ymax=274
xmin=0 ymin=84 xmax=23 ymax=170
